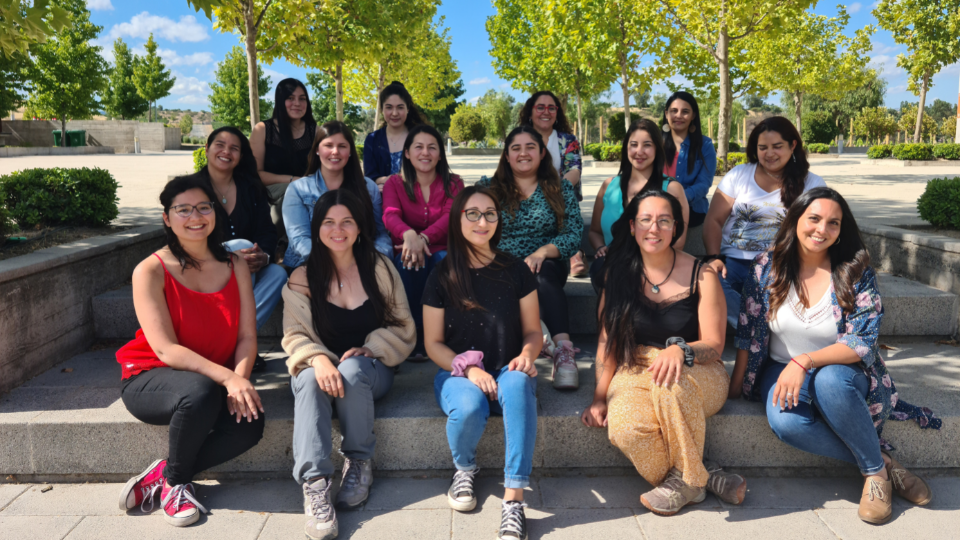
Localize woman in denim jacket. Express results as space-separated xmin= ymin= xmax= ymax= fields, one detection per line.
xmin=730 ymin=187 xmax=940 ymax=525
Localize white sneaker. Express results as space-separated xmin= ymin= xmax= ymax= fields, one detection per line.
xmin=304 ymin=477 xmax=338 ymax=539
xmin=552 ymin=340 xmax=579 ymax=390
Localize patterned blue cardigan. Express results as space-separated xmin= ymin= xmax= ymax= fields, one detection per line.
xmin=735 ymin=252 xmax=941 ymax=447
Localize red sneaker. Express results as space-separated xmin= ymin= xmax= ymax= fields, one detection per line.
xmin=118 ymin=458 xmax=166 ymax=512
xmin=161 ymin=483 xmax=207 ymax=527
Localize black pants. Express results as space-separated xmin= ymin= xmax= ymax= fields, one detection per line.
xmin=121 ymin=368 xmax=265 ymax=485
xmin=589 ymin=254 xmax=606 ymax=296
xmin=536 ymin=258 xmax=570 ymax=336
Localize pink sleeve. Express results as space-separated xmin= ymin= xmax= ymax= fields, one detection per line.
xmin=451 ymin=350 xmax=484 ymax=377
xmin=381 ymin=175 xmax=413 ymax=239
xmin=422 ymin=176 xmax=464 ymax=244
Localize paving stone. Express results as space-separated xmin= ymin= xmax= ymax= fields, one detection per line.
xmin=0 ymin=484 xmax=29 ymax=510
xmin=453 ymin=505 xmax=644 ymax=540
xmin=638 ymin=508 xmax=839 ymax=540
xmin=257 ymin=509 xmax=451 ymax=540
xmin=1 ymin=483 xmax=127 ymax=516
xmin=905 ymin=476 xmax=960 ymax=510
xmin=63 ymin=513 xmax=268 ymax=540
xmin=816 ymin=506 xmax=960 ymax=539
xmin=19 ymin=350 xmax=121 ymax=389
xmin=360 ymin=476 xmax=452 ymax=510
xmin=0 ymin=515 xmax=83 ymax=540
xmin=717 ymin=477 xmax=862 ymax=510
xmin=538 ymin=475 xmax=652 ymax=509
xmin=193 ymin=480 xmax=303 ymax=514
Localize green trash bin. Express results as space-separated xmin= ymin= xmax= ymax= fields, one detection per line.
xmin=52 ymin=130 xmax=62 ymax=146
xmin=67 ymin=130 xmax=86 ymax=146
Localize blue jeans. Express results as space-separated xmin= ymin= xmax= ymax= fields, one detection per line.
xmin=434 ymin=367 xmax=537 ymax=489
xmin=761 ymin=361 xmax=884 ymax=475
xmin=719 ymin=256 xmax=753 ymax=328
xmin=393 ymin=251 xmax=446 ymax=355
xmin=250 ymin=264 xmax=287 ymax=331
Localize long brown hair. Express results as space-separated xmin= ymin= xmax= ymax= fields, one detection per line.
xmin=746 ymin=116 xmax=810 ymax=209
xmin=617 ymin=119 xmax=667 ymax=208
xmin=400 ymin=124 xmax=457 ymax=202
xmin=767 ymin=187 xmax=870 ymax=319
xmin=517 ymin=90 xmax=572 ymax=134
xmin=378 ymin=81 xmax=425 ymax=129
xmin=488 ymin=125 xmax=566 ymax=229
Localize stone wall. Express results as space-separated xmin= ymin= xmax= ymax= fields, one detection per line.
xmin=1 ymin=120 xmax=179 ymax=153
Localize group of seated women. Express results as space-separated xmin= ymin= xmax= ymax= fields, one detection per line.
xmin=113 ymin=82 xmax=941 ymax=540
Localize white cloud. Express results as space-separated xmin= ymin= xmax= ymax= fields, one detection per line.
xmin=87 ymin=0 xmax=114 ymax=10
xmin=170 ymin=72 xmax=211 ymax=109
xmin=468 ymin=96 xmax=480 ymax=104
xmin=262 ymin=67 xmax=288 ymax=83
xmin=158 ymin=49 xmax=214 ymax=67
xmin=870 ymin=40 xmax=899 ymax=56
xmin=469 ymin=77 xmax=491 ymax=85
xmin=107 ymin=12 xmax=209 ymax=43
xmin=499 ymin=83 xmax=511 ymax=89
xmin=848 ymin=2 xmax=862 ymax=13
xmin=176 ymin=94 xmax=211 ymax=106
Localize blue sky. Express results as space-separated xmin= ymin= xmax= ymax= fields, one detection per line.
xmin=84 ymin=0 xmax=959 ymax=112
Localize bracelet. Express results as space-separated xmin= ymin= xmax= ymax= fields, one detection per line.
xmin=419 ymin=232 xmax=430 ymax=245
xmin=801 ymin=353 xmax=815 ymax=371
xmin=790 ymin=357 xmax=814 ymax=374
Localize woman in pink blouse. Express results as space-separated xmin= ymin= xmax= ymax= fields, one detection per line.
xmin=382 ymin=124 xmax=465 ymax=359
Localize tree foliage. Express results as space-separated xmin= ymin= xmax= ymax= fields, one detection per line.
xmin=305 ymin=72 xmax=364 ymax=131
xmin=0 ymin=0 xmax=71 ymax=56
xmin=103 ymin=38 xmax=149 ymax=120
xmin=476 ymin=89 xmax=516 ymax=142
xmin=421 ymin=79 xmax=466 ymax=134
xmin=209 ymin=45 xmax=272 ymax=134
xmin=0 ymin=50 xmax=30 ymax=119
xmin=179 ymin=113 xmax=194 ymax=137
xmin=801 ymin=110 xmax=842 ymax=144
xmin=898 ymin=104 xmax=938 ymax=140
xmin=132 ymin=34 xmax=175 ymax=122
xmin=798 ymin=68 xmax=886 ymax=129
xmin=853 ymin=107 xmax=898 ymax=143
xmin=449 ymin=104 xmax=485 ymax=143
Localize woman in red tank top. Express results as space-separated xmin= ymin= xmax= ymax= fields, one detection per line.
xmin=116 ymin=175 xmax=263 ymax=528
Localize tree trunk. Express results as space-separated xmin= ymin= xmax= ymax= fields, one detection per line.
xmin=243 ymin=2 xmax=261 ymax=131
xmin=619 ymin=52 xmax=630 ymax=133
xmin=61 ymin=117 xmax=67 ymax=147
xmin=373 ymin=63 xmax=385 ymax=129
xmin=716 ymin=28 xmax=731 ymax=163
xmin=793 ymin=91 xmax=803 ymax=138
xmin=335 ymin=61 xmax=344 ymax=122
xmin=914 ymin=70 xmax=930 ymax=143
xmin=575 ymin=92 xmax=583 ymax=142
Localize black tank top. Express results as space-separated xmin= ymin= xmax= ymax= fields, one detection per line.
xmin=264 ymin=121 xmax=316 ymax=178
xmin=633 ymin=259 xmax=703 ymax=348
xmin=323 ymin=299 xmax=379 ymax=360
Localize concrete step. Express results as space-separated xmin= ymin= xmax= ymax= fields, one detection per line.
xmin=92 ymin=273 xmax=960 ymax=340
xmin=1 ymin=337 xmax=956 ymax=479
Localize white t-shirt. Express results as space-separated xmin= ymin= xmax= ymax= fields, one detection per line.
xmin=769 ymin=283 xmax=837 ymax=363
xmin=717 ymin=163 xmax=827 ymax=260
xmin=546 ymin=130 xmax=562 ymax=172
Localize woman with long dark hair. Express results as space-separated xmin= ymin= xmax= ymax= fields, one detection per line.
xmin=661 ymin=91 xmax=716 ymax=255
xmin=250 ymin=78 xmax=317 ymax=242
xmin=588 ymin=118 xmax=689 ymax=293
xmin=518 ymin=90 xmax=587 ymax=276
xmin=363 ymin=81 xmax=425 ymax=189
xmin=730 ymin=187 xmax=939 ymax=525
xmin=582 ymin=190 xmax=745 ymax=515
xmin=477 ymin=125 xmax=583 ymax=390
xmin=283 ymin=120 xmax=392 ymax=268
xmin=116 ymin=175 xmax=263 ymax=528
xmin=703 ymin=116 xmax=826 ymax=327
xmin=423 ymin=186 xmax=541 ymax=540
xmin=283 ymin=189 xmax=415 ymax=539
xmin=382 ymin=124 xmax=465 ymax=357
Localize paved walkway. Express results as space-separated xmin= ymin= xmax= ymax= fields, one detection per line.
xmin=2 ymin=475 xmax=958 ymax=539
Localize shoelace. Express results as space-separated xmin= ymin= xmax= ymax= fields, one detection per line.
xmin=139 ymin=482 xmax=163 ymax=513
xmin=499 ymin=500 xmax=527 ymax=536
xmin=890 ymin=468 xmax=907 ymax=491
xmin=705 ymin=469 xmax=727 ymax=496
xmin=162 ymin=484 xmax=208 ymax=516
xmin=451 ymin=469 xmax=478 ymax=498
xmin=305 ymin=480 xmax=334 ymax=521
xmin=867 ymin=478 xmax=887 ymax=501
xmin=654 ymin=470 xmax=688 ymax=506
xmin=554 ymin=344 xmax=580 ymax=368
xmin=341 ymin=458 xmax=366 ymax=490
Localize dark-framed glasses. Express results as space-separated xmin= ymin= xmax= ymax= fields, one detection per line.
xmin=534 ymin=104 xmax=558 ymax=113
xmin=635 ymin=217 xmax=676 ymax=230
xmin=462 ymin=209 xmax=499 ymax=223
xmin=170 ymin=202 xmax=216 ymax=218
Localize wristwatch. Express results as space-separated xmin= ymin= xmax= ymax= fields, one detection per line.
xmin=666 ymin=337 xmax=695 ymax=367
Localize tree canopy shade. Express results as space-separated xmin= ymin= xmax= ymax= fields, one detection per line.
xmin=305 ymin=72 xmax=365 ymax=131
xmin=132 ymin=35 xmax=174 ymax=123
xmin=103 ymin=39 xmax=149 ymax=120
xmin=26 ymin=0 xmax=106 ymax=144
xmin=0 ymin=0 xmax=71 ymax=56
xmin=0 ymin=51 xmax=30 ymax=120
xmin=874 ymin=0 xmax=960 ymax=142
xmin=209 ymin=45 xmax=272 ymax=134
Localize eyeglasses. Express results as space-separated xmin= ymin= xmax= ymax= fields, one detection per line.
xmin=534 ymin=104 xmax=558 ymax=113
xmin=635 ymin=217 xmax=676 ymax=230
xmin=170 ymin=202 xmax=216 ymax=218
xmin=462 ymin=209 xmax=499 ymax=222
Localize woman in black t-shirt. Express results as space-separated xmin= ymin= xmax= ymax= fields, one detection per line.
xmin=422 ymin=186 xmax=541 ymax=540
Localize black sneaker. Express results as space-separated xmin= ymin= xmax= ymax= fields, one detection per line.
xmin=498 ymin=500 xmax=527 ymax=540
xmin=446 ymin=468 xmax=478 ymax=512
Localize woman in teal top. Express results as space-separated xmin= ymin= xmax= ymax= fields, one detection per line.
xmin=588 ymin=119 xmax=689 ymax=293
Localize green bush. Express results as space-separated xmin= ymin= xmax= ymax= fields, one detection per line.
xmin=0 ymin=168 xmax=119 ymax=227
xmin=193 ymin=147 xmax=207 ymax=172
xmin=0 ymin=204 xmax=15 ymax=240
xmin=892 ymin=143 xmax=933 ymax=161
xmin=713 ymin=141 xmax=740 ymax=152
xmin=355 ymin=143 xmax=364 ymax=158
xmin=716 ymin=152 xmax=749 ymax=175
xmin=801 ymin=110 xmax=842 ymax=144
xmin=867 ymin=144 xmax=893 ymax=159
xmin=807 ymin=143 xmax=829 ymax=154
xmin=590 ymin=143 xmax=621 ymax=161
xmin=932 ymin=144 xmax=960 ymax=160
xmin=584 ymin=143 xmax=602 ymax=159
xmin=606 ymin=112 xmax=641 ymax=142
xmin=918 ymin=177 xmax=960 ymax=228
xmin=449 ymin=107 xmax=486 ymax=143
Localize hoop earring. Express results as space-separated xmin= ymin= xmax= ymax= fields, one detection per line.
xmin=662 ymin=124 xmax=670 ymax=133
xmin=793 ymin=154 xmax=797 ymax=163
xmin=834 ymin=237 xmax=840 ymax=246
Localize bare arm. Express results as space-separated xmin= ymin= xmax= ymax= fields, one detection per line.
xmin=232 ymin=257 xmax=258 ymax=379
xmin=582 ymin=293 xmax=617 ymax=427
xmin=703 ymin=189 xmax=734 ymax=257
xmin=691 ymin=263 xmax=725 ymax=362
xmin=424 ymin=305 xmax=457 ymax=371
xmin=563 ymin=168 xmax=581 ymax=187
xmin=589 ymin=178 xmax=611 ymax=255
xmin=516 ymin=290 xmax=544 ymax=363
xmin=250 ymin=122 xmax=295 ymax=187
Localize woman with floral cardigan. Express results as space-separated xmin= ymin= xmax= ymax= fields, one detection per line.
xmin=729 ymin=187 xmax=940 ymax=525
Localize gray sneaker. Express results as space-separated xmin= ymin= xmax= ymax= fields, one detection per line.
xmin=447 ymin=468 xmax=479 ymax=512
xmin=336 ymin=457 xmax=372 ymax=509
xmin=640 ymin=468 xmax=706 ymax=516
xmin=303 ymin=477 xmax=338 ymax=540
xmin=704 ymin=460 xmax=746 ymax=505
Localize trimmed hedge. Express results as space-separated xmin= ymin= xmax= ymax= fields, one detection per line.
xmin=891 ymin=143 xmax=933 ymax=161
xmin=193 ymin=147 xmax=207 ymax=172
xmin=918 ymin=177 xmax=960 ymax=229
xmin=0 ymin=205 xmax=15 ymax=240
xmin=713 ymin=141 xmax=741 ymax=152
xmin=716 ymin=152 xmax=749 ymax=175
xmin=0 ymin=167 xmax=119 ymax=227
xmin=807 ymin=143 xmax=829 ymax=154
xmin=587 ymin=143 xmax=621 ymax=161
xmin=867 ymin=144 xmax=893 ymax=159
xmin=932 ymin=144 xmax=960 ymax=160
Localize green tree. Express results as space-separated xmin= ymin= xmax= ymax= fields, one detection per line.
xmin=898 ymin=104 xmax=938 ymax=141
xmin=875 ymin=0 xmax=960 ymax=142
xmin=103 ymin=38 xmax=148 ymax=120
xmin=421 ymin=79 xmax=466 ymax=134
xmin=449 ymin=103 xmax=485 ymax=143
xmin=925 ymin=99 xmax=957 ymax=125
xmin=132 ymin=34 xmax=175 ymax=122
xmin=476 ymin=89 xmax=516 ymax=142
xmin=802 ymin=110 xmax=842 ymax=144
xmin=179 ymin=113 xmax=194 ymax=138
xmin=209 ymin=46 xmax=272 ymax=134
xmin=26 ymin=0 xmax=107 ymax=145
xmin=0 ymin=0 xmax=71 ymax=56
xmin=853 ymin=107 xmax=898 ymax=143
xmin=305 ymin=72 xmax=364 ymax=131
xmin=942 ymin=116 xmax=957 ymax=143
xmin=633 ymin=88 xmax=651 ymax=109
xmin=0 ymin=51 xmax=30 ymax=122
xmin=798 ymin=68 xmax=886 ymax=129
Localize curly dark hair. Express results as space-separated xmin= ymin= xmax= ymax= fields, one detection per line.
xmin=746 ymin=116 xmax=811 ymax=209
xmin=488 ymin=125 xmax=566 ymax=229
xmin=517 ymin=91 xmax=572 ymax=134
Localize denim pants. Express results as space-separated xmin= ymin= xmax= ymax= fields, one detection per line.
xmin=719 ymin=256 xmax=753 ymax=328
xmin=223 ymin=239 xmax=287 ymax=331
xmin=290 ymin=357 xmax=394 ymax=483
xmin=761 ymin=361 xmax=885 ymax=475
xmin=393 ymin=250 xmax=446 ymax=355
xmin=434 ymin=367 xmax=537 ymax=489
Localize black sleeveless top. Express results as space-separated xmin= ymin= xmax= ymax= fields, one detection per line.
xmin=264 ymin=121 xmax=316 ymax=178
xmin=324 ymin=299 xmax=379 ymax=360
xmin=633 ymin=259 xmax=702 ymax=348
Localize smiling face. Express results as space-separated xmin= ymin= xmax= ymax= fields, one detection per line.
xmin=405 ymin=132 xmax=440 ymax=175
xmin=206 ymin=131 xmax=242 ymax=174
xmin=532 ymin=94 xmax=558 ymax=133
xmin=163 ymin=188 xmax=215 ymax=242
xmin=284 ymin=86 xmax=308 ymax=121
xmin=627 ymin=128 xmax=657 ymax=174
xmin=317 ymin=133 xmax=351 ymax=172
xmin=506 ymin=133 xmax=543 ymax=177
xmin=796 ymin=198 xmax=842 ymax=255
xmin=756 ymin=130 xmax=797 ymax=175
xmin=319 ymin=204 xmax=359 ymax=253
xmin=460 ymin=193 xmax=498 ymax=249
xmin=629 ymin=196 xmax=676 ymax=254
xmin=382 ymin=94 xmax=408 ymax=129
xmin=665 ymin=98 xmax=694 ymax=133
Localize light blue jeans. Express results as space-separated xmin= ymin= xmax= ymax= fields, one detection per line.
xmin=761 ymin=361 xmax=885 ymax=475
xmin=719 ymin=256 xmax=753 ymax=328
xmin=434 ymin=367 xmax=537 ymax=489
xmin=223 ymin=239 xmax=286 ymax=331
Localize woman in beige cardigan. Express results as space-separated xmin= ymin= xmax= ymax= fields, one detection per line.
xmin=282 ymin=189 xmax=414 ymax=540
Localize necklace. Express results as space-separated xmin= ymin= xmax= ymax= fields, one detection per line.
xmin=762 ymin=167 xmax=784 ymax=182
xmin=644 ymin=248 xmax=677 ymax=294
xmin=212 ymin=178 xmax=233 ymax=205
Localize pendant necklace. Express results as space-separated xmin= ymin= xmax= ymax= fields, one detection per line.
xmin=645 ymin=248 xmax=677 ymax=294
xmin=213 ymin=178 xmax=232 ymax=205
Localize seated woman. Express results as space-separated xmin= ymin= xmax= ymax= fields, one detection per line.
xmin=703 ymin=116 xmax=826 ymax=327
xmin=581 ymin=190 xmax=745 ymax=516
xmin=423 ymin=186 xmax=541 ymax=540
xmin=382 ymin=124 xmax=464 ymax=358
xmin=730 ymin=187 xmax=940 ymax=525
xmin=116 ymin=175 xmax=264 ymax=527
xmin=588 ymin=118 xmax=689 ymax=294
xmin=284 ymin=121 xmax=392 ymax=269
xmin=283 ymin=189 xmax=415 ymax=540
xmin=364 ymin=81 xmax=424 ymax=189
xmin=477 ymin=125 xmax=582 ymax=390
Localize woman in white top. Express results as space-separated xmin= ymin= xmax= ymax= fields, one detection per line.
xmin=703 ymin=117 xmax=826 ymax=327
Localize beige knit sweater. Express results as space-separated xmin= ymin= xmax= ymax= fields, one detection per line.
xmin=282 ymin=258 xmax=416 ymax=376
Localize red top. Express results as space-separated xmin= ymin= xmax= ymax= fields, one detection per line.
xmin=116 ymin=254 xmax=241 ymax=379
xmin=664 ymin=152 xmax=679 ymax=178
xmin=381 ymin=173 xmax=464 ymax=255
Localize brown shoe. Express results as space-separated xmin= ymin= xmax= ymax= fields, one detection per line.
xmin=858 ymin=476 xmax=892 ymax=524
xmin=570 ymin=251 xmax=588 ymax=278
xmin=640 ymin=468 xmax=706 ymax=516
xmin=884 ymin=453 xmax=932 ymax=506
xmin=704 ymin=460 xmax=746 ymax=505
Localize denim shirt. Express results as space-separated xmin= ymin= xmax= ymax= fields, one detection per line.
xmin=282 ymin=169 xmax=392 ymax=268
xmin=674 ymin=135 xmax=716 ymax=216
xmin=735 ymin=252 xmax=941 ymax=447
